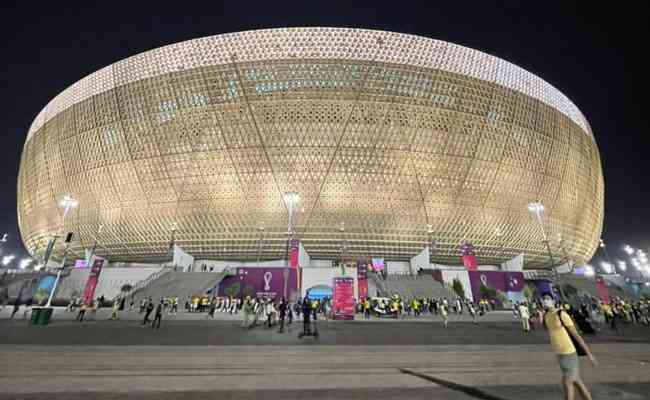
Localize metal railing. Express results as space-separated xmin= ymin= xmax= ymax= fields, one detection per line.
xmin=112 ymin=266 xmax=173 ymax=302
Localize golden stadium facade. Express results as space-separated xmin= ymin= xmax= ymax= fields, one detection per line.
xmin=17 ymin=28 xmax=604 ymax=267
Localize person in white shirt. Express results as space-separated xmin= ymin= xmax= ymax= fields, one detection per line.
xmin=519 ymin=302 xmax=531 ymax=332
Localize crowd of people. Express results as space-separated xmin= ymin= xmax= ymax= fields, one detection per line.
xmin=358 ymin=295 xmax=493 ymax=327
xmin=511 ymin=296 xmax=650 ymax=334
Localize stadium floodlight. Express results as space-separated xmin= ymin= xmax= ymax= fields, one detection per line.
xmin=623 ymin=244 xmax=635 ymax=255
xmin=2 ymin=254 xmax=15 ymax=266
xmin=584 ymin=265 xmax=595 ymax=277
xmin=617 ymin=260 xmax=627 ymax=272
xmin=44 ymin=194 xmax=80 ymax=308
xmin=19 ymin=258 xmax=32 ymax=270
xmin=282 ymin=191 xmax=300 ymax=300
xmin=600 ymin=261 xmax=614 ymax=274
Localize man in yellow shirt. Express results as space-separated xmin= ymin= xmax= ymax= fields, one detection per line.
xmin=541 ymin=293 xmax=597 ymax=400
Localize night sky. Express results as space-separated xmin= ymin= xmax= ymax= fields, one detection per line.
xmin=0 ymin=2 xmax=647 ymax=266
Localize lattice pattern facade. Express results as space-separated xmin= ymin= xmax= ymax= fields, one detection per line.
xmin=17 ymin=28 xmax=604 ymax=267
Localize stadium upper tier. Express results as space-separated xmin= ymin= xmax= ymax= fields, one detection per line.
xmin=18 ymin=27 xmax=604 ymax=267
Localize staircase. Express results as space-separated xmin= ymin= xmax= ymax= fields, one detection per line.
xmin=127 ymin=271 xmax=226 ymax=302
xmin=368 ymin=272 xmax=455 ymax=299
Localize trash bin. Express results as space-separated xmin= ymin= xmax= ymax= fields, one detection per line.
xmin=30 ymin=307 xmax=53 ymax=325
xmin=30 ymin=307 xmax=42 ymax=324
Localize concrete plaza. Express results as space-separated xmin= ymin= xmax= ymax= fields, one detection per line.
xmin=0 ymin=312 xmax=649 ymax=399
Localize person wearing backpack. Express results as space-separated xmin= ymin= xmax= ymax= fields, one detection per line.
xmin=540 ymin=293 xmax=597 ymax=400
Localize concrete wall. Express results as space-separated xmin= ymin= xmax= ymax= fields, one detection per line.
xmin=310 ymin=259 xmax=332 ymax=268
xmin=57 ymin=267 xmax=161 ymax=300
xmin=386 ymin=261 xmax=410 ymax=274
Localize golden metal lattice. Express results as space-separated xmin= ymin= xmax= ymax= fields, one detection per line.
xmin=17 ymin=28 xmax=603 ymax=267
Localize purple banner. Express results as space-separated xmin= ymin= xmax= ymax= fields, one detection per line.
xmin=218 ymin=267 xmax=298 ymax=300
xmin=468 ymin=271 xmax=525 ymax=300
xmin=82 ymin=258 xmax=105 ymax=304
xmin=357 ymin=260 xmax=368 ymax=279
xmin=530 ymin=279 xmax=554 ymax=296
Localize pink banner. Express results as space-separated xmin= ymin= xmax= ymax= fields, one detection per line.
xmin=595 ymin=276 xmax=610 ymax=304
xmin=290 ymin=239 xmax=299 ymax=269
xmin=82 ymin=258 xmax=105 ymax=304
xmin=462 ymin=255 xmax=478 ymax=271
xmin=461 ymin=242 xmax=478 ymax=271
xmin=357 ymin=260 xmax=368 ymax=300
xmin=332 ymin=277 xmax=355 ymax=320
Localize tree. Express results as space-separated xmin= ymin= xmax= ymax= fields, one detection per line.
xmin=242 ymin=284 xmax=256 ymax=298
xmin=522 ymin=285 xmax=536 ymax=300
xmin=224 ymin=282 xmax=241 ymax=298
xmin=479 ymin=284 xmax=497 ymax=300
xmin=452 ymin=278 xmax=466 ymax=298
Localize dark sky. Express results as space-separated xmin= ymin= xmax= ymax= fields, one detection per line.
xmin=0 ymin=1 xmax=647 ymax=265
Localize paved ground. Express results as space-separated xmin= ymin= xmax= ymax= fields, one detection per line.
xmin=1 ymin=310 xmax=649 ymax=399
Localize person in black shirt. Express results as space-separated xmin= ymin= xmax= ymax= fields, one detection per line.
xmin=142 ymin=298 xmax=153 ymax=325
xmin=278 ymin=298 xmax=287 ymax=333
xmin=152 ymin=300 xmax=163 ymax=330
xmin=302 ymin=297 xmax=312 ymax=335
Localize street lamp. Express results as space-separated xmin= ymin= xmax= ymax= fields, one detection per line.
xmin=282 ymin=192 xmax=300 ymax=300
xmin=85 ymin=224 xmax=104 ymax=268
xmin=339 ymin=222 xmax=347 ymax=275
xmin=256 ymin=226 xmax=265 ymax=268
xmin=2 ymin=254 xmax=15 ymax=267
xmin=527 ymin=201 xmax=566 ymax=301
xmin=600 ymin=261 xmax=614 ymax=275
xmin=19 ymin=258 xmax=32 ymax=270
xmin=44 ymin=194 xmax=79 ymax=308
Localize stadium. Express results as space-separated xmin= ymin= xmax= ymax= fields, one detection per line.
xmin=18 ymin=27 xmax=603 ymax=268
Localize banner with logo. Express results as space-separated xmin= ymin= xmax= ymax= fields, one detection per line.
xmin=218 ymin=267 xmax=298 ymax=300
xmin=371 ymin=258 xmax=385 ymax=271
xmin=467 ymin=271 xmax=524 ymax=301
xmin=357 ymin=259 xmax=368 ymax=300
xmin=332 ymin=276 xmax=355 ymax=320
xmin=290 ymin=239 xmax=299 ymax=269
xmin=82 ymin=258 xmax=105 ymax=304
xmin=595 ymin=275 xmax=610 ymax=304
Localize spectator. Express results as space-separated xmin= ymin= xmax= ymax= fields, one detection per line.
xmin=152 ymin=300 xmax=163 ymax=330
xmin=541 ymin=293 xmax=597 ymax=400
xmin=142 ymin=298 xmax=154 ymax=326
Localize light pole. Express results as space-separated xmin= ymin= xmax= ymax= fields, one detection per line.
xmin=339 ymin=222 xmax=347 ymax=276
xmin=557 ymin=234 xmax=575 ymax=274
xmin=527 ymin=201 xmax=566 ymax=301
xmin=168 ymin=222 xmax=179 ymax=270
xmin=256 ymin=226 xmax=265 ymax=268
xmin=45 ymin=194 xmax=79 ymax=308
xmin=85 ymin=224 xmax=104 ymax=268
xmin=282 ymin=192 xmax=299 ymax=300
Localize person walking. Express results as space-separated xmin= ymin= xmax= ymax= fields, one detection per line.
xmin=76 ymin=302 xmax=87 ymax=322
xmin=109 ymin=299 xmax=120 ymax=320
xmin=278 ymin=298 xmax=287 ymax=333
xmin=142 ymin=298 xmax=154 ymax=326
xmin=440 ymin=304 xmax=449 ymax=328
xmin=207 ymin=298 xmax=217 ymax=319
xmin=302 ymin=297 xmax=312 ymax=336
xmin=468 ymin=302 xmax=479 ymax=325
xmin=519 ymin=302 xmax=531 ymax=333
xmin=286 ymin=301 xmax=293 ymax=325
xmin=541 ymin=293 xmax=597 ymax=400
xmin=152 ymin=300 xmax=163 ymax=330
